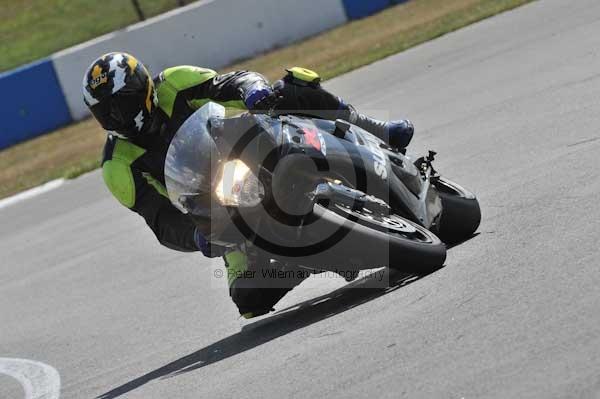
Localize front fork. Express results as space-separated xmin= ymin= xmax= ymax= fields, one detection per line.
xmin=407 ymin=150 xmax=443 ymax=229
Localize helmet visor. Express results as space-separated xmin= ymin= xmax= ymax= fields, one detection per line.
xmin=89 ymin=89 xmax=148 ymax=137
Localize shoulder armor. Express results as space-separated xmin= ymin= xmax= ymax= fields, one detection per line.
xmin=157 ymin=66 xmax=218 ymax=117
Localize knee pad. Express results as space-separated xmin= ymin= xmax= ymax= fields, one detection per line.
xmin=274 ymin=67 xmax=347 ymax=119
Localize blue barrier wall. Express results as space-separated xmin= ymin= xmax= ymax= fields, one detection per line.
xmin=342 ymin=0 xmax=409 ymax=20
xmin=0 ymin=59 xmax=72 ymax=150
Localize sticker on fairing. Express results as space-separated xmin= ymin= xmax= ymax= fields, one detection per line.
xmin=302 ymin=127 xmax=327 ymax=156
xmin=361 ymin=134 xmax=388 ymax=179
xmin=372 ymin=151 xmax=387 ymax=179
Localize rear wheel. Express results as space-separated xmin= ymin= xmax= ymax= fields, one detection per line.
xmin=433 ymin=177 xmax=481 ymax=244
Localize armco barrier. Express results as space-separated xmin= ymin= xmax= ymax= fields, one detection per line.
xmin=52 ymin=0 xmax=349 ymax=121
xmin=0 ymin=59 xmax=72 ymax=150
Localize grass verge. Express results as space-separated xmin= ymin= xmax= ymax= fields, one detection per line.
xmin=0 ymin=0 xmax=186 ymax=72
xmin=0 ymin=0 xmax=535 ymax=200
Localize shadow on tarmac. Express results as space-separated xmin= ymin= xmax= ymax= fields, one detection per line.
xmin=97 ymin=234 xmax=478 ymax=398
xmin=97 ymin=268 xmax=427 ymax=398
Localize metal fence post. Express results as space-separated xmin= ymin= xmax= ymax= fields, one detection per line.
xmin=131 ymin=0 xmax=145 ymax=21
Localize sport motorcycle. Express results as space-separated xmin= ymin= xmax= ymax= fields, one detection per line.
xmin=165 ymin=103 xmax=481 ymax=275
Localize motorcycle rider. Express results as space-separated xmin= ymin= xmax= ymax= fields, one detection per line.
xmin=83 ymin=52 xmax=414 ymax=318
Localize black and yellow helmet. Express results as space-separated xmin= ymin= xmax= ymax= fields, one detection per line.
xmin=82 ymin=52 xmax=157 ymax=138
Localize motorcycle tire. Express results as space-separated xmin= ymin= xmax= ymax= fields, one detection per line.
xmin=276 ymin=201 xmax=447 ymax=276
xmin=433 ymin=177 xmax=481 ymax=245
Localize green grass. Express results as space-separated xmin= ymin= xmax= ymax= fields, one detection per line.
xmin=0 ymin=0 xmax=186 ymax=72
xmin=0 ymin=0 xmax=536 ymax=199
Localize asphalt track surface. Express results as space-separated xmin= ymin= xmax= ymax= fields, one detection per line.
xmin=2 ymin=0 xmax=600 ymax=397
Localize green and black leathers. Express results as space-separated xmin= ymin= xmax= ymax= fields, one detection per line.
xmin=101 ymin=66 xmax=353 ymax=315
xmin=102 ymin=66 xmax=270 ymax=251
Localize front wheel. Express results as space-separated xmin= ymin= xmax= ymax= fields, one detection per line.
xmin=433 ymin=177 xmax=481 ymax=244
xmin=281 ymin=199 xmax=447 ymax=275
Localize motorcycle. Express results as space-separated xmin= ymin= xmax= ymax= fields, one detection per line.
xmin=164 ymin=103 xmax=481 ymax=276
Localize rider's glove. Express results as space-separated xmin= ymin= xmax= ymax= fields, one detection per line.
xmin=244 ymin=83 xmax=279 ymax=112
xmin=194 ymin=228 xmax=225 ymax=258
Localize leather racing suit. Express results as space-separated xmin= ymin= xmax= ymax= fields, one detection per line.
xmin=101 ymin=66 xmax=409 ymax=317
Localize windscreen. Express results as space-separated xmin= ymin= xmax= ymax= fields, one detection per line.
xmin=164 ymin=102 xmax=226 ymax=215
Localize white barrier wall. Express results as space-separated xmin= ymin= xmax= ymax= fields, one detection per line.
xmin=52 ymin=0 xmax=348 ymax=120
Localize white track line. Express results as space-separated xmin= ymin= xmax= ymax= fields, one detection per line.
xmin=0 ymin=179 xmax=65 ymax=211
xmin=0 ymin=358 xmax=61 ymax=399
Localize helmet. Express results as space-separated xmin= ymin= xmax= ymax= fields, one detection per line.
xmin=82 ymin=52 xmax=157 ymax=138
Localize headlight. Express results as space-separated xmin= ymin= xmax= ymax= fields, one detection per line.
xmin=215 ymin=160 xmax=265 ymax=207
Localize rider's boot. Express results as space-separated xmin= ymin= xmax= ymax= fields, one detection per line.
xmin=226 ymin=251 xmax=309 ymax=319
xmin=347 ymin=107 xmax=414 ymax=149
